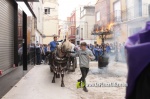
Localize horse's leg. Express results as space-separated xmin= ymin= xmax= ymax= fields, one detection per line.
xmin=55 ymin=66 xmax=60 ymax=78
xmin=56 ymin=67 xmax=60 ymax=78
xmin=61 ymin=71 xmax=65 ymax=87
xmin=52 ymin=71 xmax=56 ymax=83
xmin=56 ymin=73 xmax=60 ymax=78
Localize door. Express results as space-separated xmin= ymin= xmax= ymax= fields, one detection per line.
xmin=0 ymin=0 xmax=14 ymax=72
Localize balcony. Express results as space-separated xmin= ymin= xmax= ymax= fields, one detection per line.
xmin=107 ymin=4 xmax=150 ymax=24
xmin=107 ymin=11 xmax=122 ymax=24
xmin=122 ymin=4 xmax=149 ymax=22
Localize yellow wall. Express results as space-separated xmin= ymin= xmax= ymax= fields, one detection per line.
xmin=96 ymin=36 xmax=101 ymax=45
xmin=43 ymin=37 xmax=53 ymax=44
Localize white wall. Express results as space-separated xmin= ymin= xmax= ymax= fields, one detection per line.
xmin=33 ymin=1 xmax=43 ymax=34
xmin=80 ymin=13 xmax=95 ymax=40
xmin=86 ymin=15 xmax=95 ymax=40
xmin=33 ymin=0 xmax=43 ymax=44
xmin=35 ymin=30 xmax=43 ymax=44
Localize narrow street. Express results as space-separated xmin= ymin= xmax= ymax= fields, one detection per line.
xmin=2 ymin=61 xmax=127 ymax=99
xmin=0 ymin=0 xmax=150 ymax=98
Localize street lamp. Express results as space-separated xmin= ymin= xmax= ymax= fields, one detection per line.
xmin=91 ymin=24 xmax=112 ymax=68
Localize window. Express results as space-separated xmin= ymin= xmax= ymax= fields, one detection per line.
xmin=114 ymin=1 xmax=121 ymax=22
xmin=84 ymin=9 xmax=86 ymax=15
xmin=80 ymin=7 xmax=84 ymax=11
xmin=80 ymin=9 xmax=86 ymax=18
xmin=44 ymin=7 xmax=50 ymax=14
xmin=135 ymin=0 xmax=142 ymax=17
xmin=96 ymin=11 xmax=100 ymax=21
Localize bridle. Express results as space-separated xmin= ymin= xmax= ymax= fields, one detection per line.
xmin=60 ymin=38 xmax=68 ymax=54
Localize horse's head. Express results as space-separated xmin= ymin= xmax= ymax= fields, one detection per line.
xmin=57 ymin=39 xmax=72 ymax=58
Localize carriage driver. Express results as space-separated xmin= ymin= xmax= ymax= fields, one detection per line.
xmin=49 ymin=36 xmax=63 ymax=65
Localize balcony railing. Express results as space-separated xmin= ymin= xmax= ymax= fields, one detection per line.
xmin=107 ymin=11 xmax=122 ymax=24
xmin=122 ymin=4 xmax=149 ymax=22
xmin=107 ymin=4 xmax=150 ymax=24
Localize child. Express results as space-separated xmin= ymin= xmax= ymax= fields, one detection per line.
xmin=74 ymin=42 xmax=95 ymax=92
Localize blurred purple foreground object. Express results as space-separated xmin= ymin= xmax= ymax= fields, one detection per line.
xmin=125 ymin=21 xmax=150 ymax=99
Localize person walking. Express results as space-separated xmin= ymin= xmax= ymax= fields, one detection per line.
xmin=18 ymin=44 xmax=23 ymax=66
xmin=73 ymin=42 xmax=95 ymax=92
xmin=41 ymin=44 xmax=45 ymax=64
xmin=106 ymin=43 xmax=111 ymax=54
xmin=43 ymin=44 xmax=49 ymax=64
xmin=36 ymin=43 xmax=41 ymax=65
xmin=120 ymin=42 xmax=125 ymax=62
xmin=94 ymin=44 xmax=99 ymax=61
xmin=29 ymin=43 xmax=35 ymax=65
xmin=89 ymin=44 xmax=94 ymax=52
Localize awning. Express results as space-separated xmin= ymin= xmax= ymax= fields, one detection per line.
xmin=16 ymin=0 xmax=37 ymax=18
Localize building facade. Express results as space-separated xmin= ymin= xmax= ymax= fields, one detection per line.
xmin=109 ymin=0 xmax=150 ymax=43
xmin=43 ymin=0 xmax=59 ymax=44
xmin=109 ymin=0 xmax=128 ymax=43
xmin=33 ymin=0 xmax=43 ymax=44
xmin=0 ymin=0 xmax=38 ymax=97
xmin=95 ymin=0 xmax=113 ymax=44
xmin=75 ymin=6 xmax=82 ymax=45
xmin=124 ymin=0 xmax=150 ymax=37
xmin=68 ymin=11 xmax=76 ymax=44
xmin=18 ymin=9 xmax=23 ymax=44
xmin=80 ymin=6 xmax=96 ymax=44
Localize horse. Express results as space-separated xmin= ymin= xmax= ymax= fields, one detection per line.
xmin=50 ymin=39 xmax=73 ymax=87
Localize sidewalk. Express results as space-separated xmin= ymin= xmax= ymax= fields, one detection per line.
xmin=2 ymin=65 xmax=77 ymax=99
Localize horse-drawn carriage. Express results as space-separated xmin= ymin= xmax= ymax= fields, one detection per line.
xmin=48 ymin=38 xmax=77 ymax=87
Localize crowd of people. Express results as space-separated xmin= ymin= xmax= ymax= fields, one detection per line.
xmin=75 ymin=42 xmax=126 ymax=62
xmin=18 ymin=43 xmax=51 ymax=66
xmin=18 ymin=39 xmax=126 ymax=66
xmin=18 ymin=36 xmax=65 ymax=66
